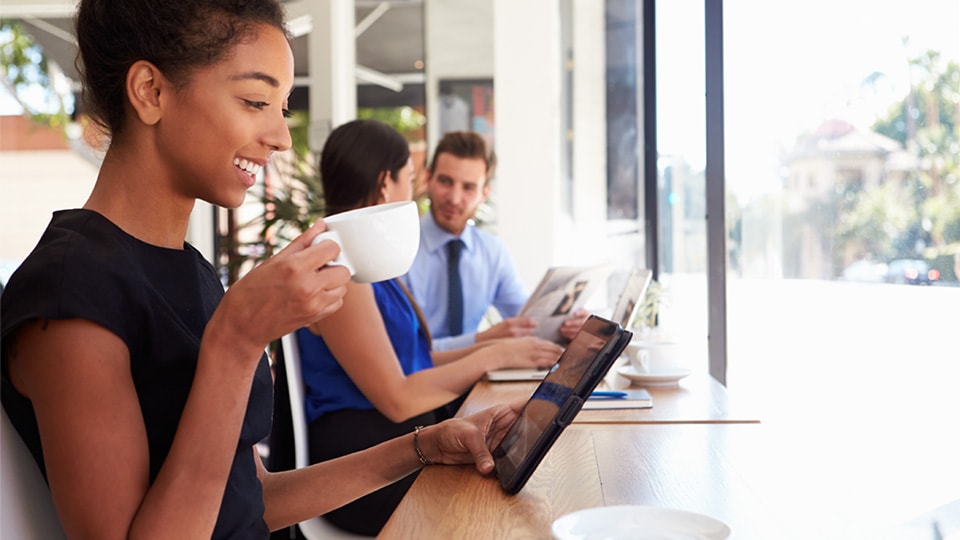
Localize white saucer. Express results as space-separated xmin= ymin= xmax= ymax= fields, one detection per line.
xmin=617 ymin=365 xmax=691 ymax=386
xmin=552 ymin=505 xmax=730 ymax=540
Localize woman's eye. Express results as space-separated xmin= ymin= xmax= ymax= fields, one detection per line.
xmin=282 ymin=109 xmax=292 ymax=118
xmin=243 ymin=99 xmax=268 ymax=110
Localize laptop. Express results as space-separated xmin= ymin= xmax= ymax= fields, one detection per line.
xmin=492 ymin=314 xmax=632 ymax=494
xmin=609 ymin=267 xmax=653 ymax=329
xmin=485 ymin=267 xmax=651 ymax=382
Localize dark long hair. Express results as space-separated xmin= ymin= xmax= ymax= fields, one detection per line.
xmin=318 ymin=119 xmax=429 ymax=345
xmin=320 ymin=119 xmax=411 ymax=216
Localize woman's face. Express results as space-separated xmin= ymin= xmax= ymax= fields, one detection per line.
xmin=154 ymin=24 xmax=294 ymax=209
xmin=382 ymin=157 xmax=416 ymax=203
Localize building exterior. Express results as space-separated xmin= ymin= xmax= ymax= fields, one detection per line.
xmin=782 ymin=119 xmax=915 ymax=279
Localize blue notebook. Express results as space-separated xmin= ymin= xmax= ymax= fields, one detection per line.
xmin=581 ymin=388 xmax=653 ymax=410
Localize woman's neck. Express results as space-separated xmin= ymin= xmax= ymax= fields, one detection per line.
xmin=84 ymin=143 xmax=194 ymax=249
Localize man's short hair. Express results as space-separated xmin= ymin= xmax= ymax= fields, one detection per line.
xmin=429 ymin=131 xmax=497 ymax=183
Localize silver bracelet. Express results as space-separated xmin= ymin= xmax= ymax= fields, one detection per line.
xmin=413 ymin=425 xmax=435 ymax=466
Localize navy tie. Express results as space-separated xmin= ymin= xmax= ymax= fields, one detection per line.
xmin=447 ymin=239 xmax=464 ymax=336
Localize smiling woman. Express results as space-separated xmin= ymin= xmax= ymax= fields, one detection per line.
xmin=0 ymin=1 xmax=526 ymax=539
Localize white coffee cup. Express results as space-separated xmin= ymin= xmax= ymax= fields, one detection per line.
xmin=626 ymin=340 xmax=685 ymax=374
xmin=310 ymin=201 xmax=420 ymax=283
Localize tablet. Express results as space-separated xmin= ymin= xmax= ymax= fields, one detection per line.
xmin=491 ymin=315 xmax=632 ymax=494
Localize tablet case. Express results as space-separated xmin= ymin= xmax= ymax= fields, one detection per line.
xmin=492 ymin=315 xmax=632 ymax=494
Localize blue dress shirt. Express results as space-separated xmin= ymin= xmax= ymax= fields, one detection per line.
xmin=401 ymin=211 xmax=528 ymax=351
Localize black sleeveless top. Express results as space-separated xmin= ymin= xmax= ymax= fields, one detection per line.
xmin=1 ymin=209 xmax=274 ymax=539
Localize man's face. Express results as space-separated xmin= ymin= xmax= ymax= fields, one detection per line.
xmin=426 ymin=153 xmax=491 ymax=235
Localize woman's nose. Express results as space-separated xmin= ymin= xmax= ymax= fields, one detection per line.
xmin=263 ymin=112 xmax=293 ymax=152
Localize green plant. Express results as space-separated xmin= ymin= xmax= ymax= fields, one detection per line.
xmin=0 ymin=19 xmax=72 ymax=133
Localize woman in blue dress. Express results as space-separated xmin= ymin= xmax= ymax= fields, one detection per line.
xmin=299 ymin=119 xmax=564 ymax=535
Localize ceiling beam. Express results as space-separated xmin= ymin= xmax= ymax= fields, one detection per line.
xmin=354 ymin=1 xmax=390 ymax=38
xmin=21 ymin=16 xmax=76 ymax=45
xmin=355 ymin=65 xmax=402 ymax=92
xmin=0 ymin=1 xmax=77 ymax=18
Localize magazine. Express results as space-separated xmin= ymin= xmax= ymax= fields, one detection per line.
xmin=518 ymin=264 xmax=613 ymax=343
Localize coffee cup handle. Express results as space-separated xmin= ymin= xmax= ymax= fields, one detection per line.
xmin=310 ymin=230 xmax=355 ymax=276
xmin=639 ymin=349 xmax=650 ymax=373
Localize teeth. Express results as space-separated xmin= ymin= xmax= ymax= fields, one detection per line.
xmin=233 ymin=158 xmax=263 ymax=176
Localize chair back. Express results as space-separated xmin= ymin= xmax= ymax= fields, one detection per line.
xmin=280 ymin=332 xmax=312 ymax=470
xmin=1 ymin=408 xmax=66 ymax=539
xmin=279 ymin=333 xmax=367 ymax=540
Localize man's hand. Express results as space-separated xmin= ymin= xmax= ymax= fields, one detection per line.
xmin=558 ymin=309 xmax=590 ymax=341
xmin=476 ymin=317 xmax=538 ymax=342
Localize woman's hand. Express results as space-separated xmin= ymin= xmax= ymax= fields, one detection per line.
xmin=484 ymin=336 xmax=563 ymax=371
xmin=419 ymin=400 xmax=524 ymax=474
xmin=208 ymin=221 xmax=352 ymax=355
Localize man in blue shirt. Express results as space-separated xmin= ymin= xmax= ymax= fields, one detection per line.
xmin=402 ymin=131 xmax=586 ymax=351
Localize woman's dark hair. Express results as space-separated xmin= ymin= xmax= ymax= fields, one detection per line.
xmin=320 ymin=119 xmax=429 ymax=344
xmin=320 ymin=119 xmax=411 ymax=216
xmin=75 ymin=0 xmax=288 ymax=136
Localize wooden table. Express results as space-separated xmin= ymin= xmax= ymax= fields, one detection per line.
xmin=459 ymin=363 xmax=760 ymax=425
xmin=379 ymin=361 xmax=960 ymax=539
xmin=380 ymin=370 xmax=770 ymax=539
xmin=379 ymin=423 xmax=777 ymax=539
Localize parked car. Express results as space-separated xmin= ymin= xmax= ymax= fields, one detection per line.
xmin=884 ymin=259 xmax=940 ymax=285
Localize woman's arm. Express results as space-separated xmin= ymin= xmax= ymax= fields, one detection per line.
xmin=308 ymin=281 xmax=473 ymax=420
xmin=309 ymin=284 xmax=562 ymax=423
xmin=6 ymin=228 xmax=349 ymax=540
xmin=429 ymin=339 xmax=495 ymax=366
xmin=259 ymin=401 xmax=523 ymax=531
xmin=8 ymin=317 xmax=252 ymax=540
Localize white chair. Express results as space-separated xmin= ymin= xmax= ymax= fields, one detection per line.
xmin=280 ymin=333 xmax=369 ymax=540
xmin=1 ymin=407 xmax=66 ymax=539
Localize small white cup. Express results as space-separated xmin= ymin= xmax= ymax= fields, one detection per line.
xmin=310 ymin=201 xmax=420 ymax=283
xmin=626 ymin=340 xmax=685 ymax=374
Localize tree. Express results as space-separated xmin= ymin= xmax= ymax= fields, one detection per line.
xmin=0 ymin=19 xmax=73 ymax=132
xmin=850 ymin=52 xmax=960 ymax=267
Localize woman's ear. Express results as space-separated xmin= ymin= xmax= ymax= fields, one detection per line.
xmin=378 ymin=170 xmax=390 ymax=203
xmin=126 ymin=60 xmax=165 ymax=126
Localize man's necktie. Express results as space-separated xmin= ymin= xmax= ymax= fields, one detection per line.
xmin=447 ymin=239 xmax=464 ymax=336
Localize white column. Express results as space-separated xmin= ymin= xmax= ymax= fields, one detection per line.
xmin=301 ymin=0 xmax=357 ymax=151
xmin=187 ymin=201 xmax=215 ymax=264
xmin=492 ymin=0 xmax=563 ymax=289
xmin=571 ymin=0 xmax=607 ymax=226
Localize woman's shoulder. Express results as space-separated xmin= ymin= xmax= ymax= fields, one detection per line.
xmin=26 ymin=210 xmax=138 ymax=280
xmin=1 ymin=210 xmax=148 ymax=337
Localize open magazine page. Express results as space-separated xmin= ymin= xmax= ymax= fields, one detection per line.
xmin=519 ymin=265 xmax=613 ymax=342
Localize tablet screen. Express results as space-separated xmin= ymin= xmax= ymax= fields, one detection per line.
xmin=492 ymin=315 xmax=630 ymax=493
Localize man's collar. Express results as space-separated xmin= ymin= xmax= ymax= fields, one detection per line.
xmin=422 ymin=210 xmax=474 ymax=253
